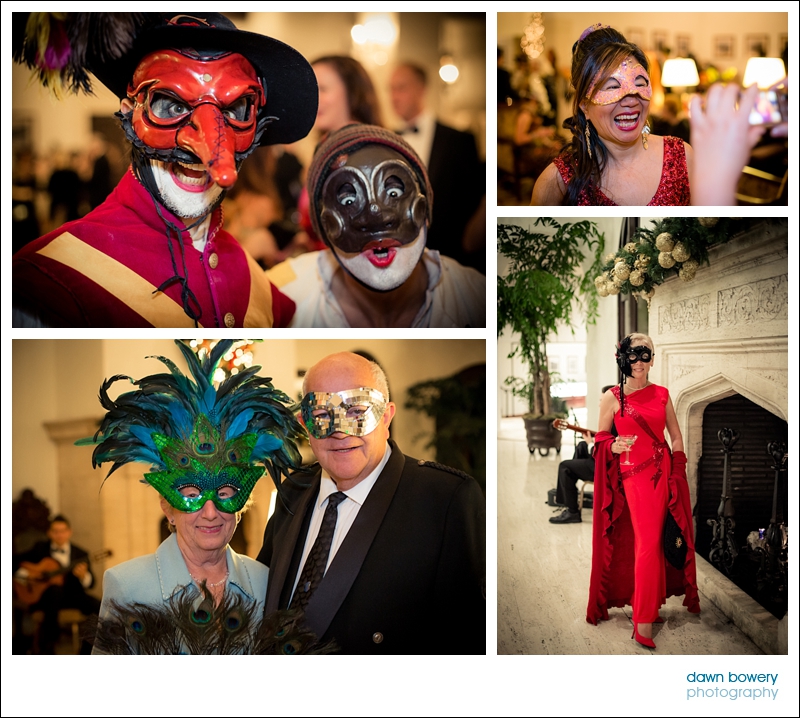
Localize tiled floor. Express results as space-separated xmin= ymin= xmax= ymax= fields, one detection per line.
xmin=497 ymin=417 xmax=763 ymax=655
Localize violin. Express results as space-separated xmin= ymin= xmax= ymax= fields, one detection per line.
xmin=552 ymin=419 xmax=596 ymax=436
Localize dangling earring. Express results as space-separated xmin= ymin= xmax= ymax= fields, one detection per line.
xmin=641 ymin=124 xmax=650 ymax=150
xmin=585 ymin=122 xmax=592 ymax=159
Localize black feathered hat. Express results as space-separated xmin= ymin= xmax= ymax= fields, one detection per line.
xmin=14 ymin=12 xmax=317 ymax=146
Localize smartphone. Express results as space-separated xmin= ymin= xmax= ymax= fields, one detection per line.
xmin=748 ymin=89 xmax=788 ymax=126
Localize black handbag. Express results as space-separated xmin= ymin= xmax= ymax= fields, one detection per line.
xmin=663 ymin=511 xmax=688 ymax=569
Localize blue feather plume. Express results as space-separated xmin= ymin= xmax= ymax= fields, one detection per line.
xmin=79 ymin=340 xmax=305 ymax=496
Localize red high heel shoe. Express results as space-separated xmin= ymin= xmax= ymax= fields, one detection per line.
xmin=631 ymin=625 xmax=656 ymax=649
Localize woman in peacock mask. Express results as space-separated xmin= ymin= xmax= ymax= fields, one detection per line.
xmin=82 ymin=339 xmax=328 ymax=654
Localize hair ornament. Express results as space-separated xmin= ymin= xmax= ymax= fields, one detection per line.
xmin=579 ymin=23 xmax=611 ymax=42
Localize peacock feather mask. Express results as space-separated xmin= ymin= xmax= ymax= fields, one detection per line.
xmin=78 ymin=340 xmax=304 ymax=513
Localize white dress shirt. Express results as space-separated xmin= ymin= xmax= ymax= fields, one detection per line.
xmin=267 ymin=248 xmax=486 ymax=329
xmin=289 ymin=443 xmax=392 ymax=603
xmin=399 ymin=110 xmax=436 ymax=167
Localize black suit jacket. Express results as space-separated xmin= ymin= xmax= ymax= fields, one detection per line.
xmin=257 ymin=440 xmax=486 ymax=654
xmin=426 ymin=122 xmax=484 ymax=272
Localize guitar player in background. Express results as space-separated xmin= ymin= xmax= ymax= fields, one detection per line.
xmin=13 ymin=515 xmax=101 ymax=654
xmin=549 ymin=386 xmax=615 ymax=525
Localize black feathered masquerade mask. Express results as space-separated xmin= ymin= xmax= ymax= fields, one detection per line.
xmin=615 ymin=337 xmax=654 ymax=378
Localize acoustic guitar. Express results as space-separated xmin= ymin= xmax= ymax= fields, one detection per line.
xmin=552 ymin=419 xmax=596 ymax=436
xmin=14 ymin=549 xmax=112 ymax=606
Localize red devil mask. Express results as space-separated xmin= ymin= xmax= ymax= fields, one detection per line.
xmin=127 ymin=49 xmax=265 ymax=188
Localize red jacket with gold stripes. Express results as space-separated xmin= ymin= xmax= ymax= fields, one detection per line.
xmin=13 ymin=169 xmax=295 ymax=328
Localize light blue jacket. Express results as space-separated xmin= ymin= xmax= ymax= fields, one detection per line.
xmin=92 ymin=533 xmax=268 ymax=654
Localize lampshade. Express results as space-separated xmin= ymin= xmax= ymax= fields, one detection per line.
xmin=743 ymin=57 xmax=786 ymax=88
xmin=661 ymin=58 xmax=700 ymax=88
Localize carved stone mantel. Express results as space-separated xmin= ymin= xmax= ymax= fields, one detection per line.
xmin=648 ymin=221 xmax=788 ymax=654
xmin=649 ymin=222 xmax=788 ymax=504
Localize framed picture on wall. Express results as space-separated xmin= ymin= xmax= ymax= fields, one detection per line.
xmin=714 ymin=35 xmax=735 ymax=59
xmin=675 ymin=35 xmax=691 ymax=57
xmin=746 ymin=34 xmax=769 ymax=57
xmin=652 ymin=30 xmax=668 ymax=53
xmin=626 ymin=28 xmax=645 ymax=47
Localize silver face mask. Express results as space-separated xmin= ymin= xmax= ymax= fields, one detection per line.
xmin=300 ymin=388 xmax=387 ymax=439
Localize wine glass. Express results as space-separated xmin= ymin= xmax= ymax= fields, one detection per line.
xmin=619 ymin=434 xmax=637 ymax=466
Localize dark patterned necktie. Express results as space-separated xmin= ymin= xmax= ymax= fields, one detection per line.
xmin=290 ymin=491 xmax=347 ymax=612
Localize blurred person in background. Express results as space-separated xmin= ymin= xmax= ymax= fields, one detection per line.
xmin=390 ymin=62 xmax=484 ymax=273
xmin=12 ymin=149 xmax=42 ymax=254
xmin=298 ymin=55 xmax=385 ymax=251
xmin=224 ymin=147 xmax=314 ymax=269
xmin=514 ymin=96 xmax=565 ymax=182
xmin=312 ymin=55 xmax=384 ymax=139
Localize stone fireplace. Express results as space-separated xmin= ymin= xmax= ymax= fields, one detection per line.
xmin=649 ymin=219 xmax=788 ymax=653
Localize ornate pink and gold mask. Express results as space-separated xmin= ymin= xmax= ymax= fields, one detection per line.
xmin=587 ymin=59 xmax=652 ymax=106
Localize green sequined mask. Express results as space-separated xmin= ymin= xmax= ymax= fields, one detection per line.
xmin=146 ymin=415 xmax=264 ymax=513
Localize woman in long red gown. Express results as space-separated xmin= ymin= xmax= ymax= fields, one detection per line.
xmin=587 ymin=333 xmax=700 ymax=649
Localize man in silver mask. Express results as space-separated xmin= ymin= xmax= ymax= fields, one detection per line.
xmin=257 ymin=351 xmax=485 ymax=654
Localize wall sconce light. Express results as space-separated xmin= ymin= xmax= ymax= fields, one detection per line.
xmin=439 ymin=55 xmax=459 ymax=84
xmin=351 ymin=13 xmax=398 ymax=67
xmin=351 ymin=14 xmax=397 ymax=47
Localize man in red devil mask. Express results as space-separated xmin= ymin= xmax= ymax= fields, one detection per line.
xmin=12 ymin=13 xmax=317 ymax=328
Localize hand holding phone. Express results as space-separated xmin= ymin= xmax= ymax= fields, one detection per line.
xmin=688 ymin=82 xmax=768 ymax=205
xmin=748 ymin=88 xmax=788 ymax=126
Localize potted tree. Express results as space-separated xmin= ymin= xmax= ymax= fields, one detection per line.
xmin=498 ymin=218 xmax=605 ymax=454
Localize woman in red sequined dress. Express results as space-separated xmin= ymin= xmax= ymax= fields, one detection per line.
xmin=532 ymin=25 xmax=691 ymax=206
xmin=587 ymin=333 xmax=700 ymax=650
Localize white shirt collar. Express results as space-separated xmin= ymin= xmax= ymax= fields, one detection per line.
xmin=404 ymin=110 xmax=435 ymax=133
xmin=318 ymin=442 xmax=392 ymax=507
xmin=400 ymin=111 xmax=435 ymax=166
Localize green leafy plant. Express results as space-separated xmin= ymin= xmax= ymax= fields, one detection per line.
xmin=405 ymin=366 xmax=486 ymax=493
xmin=498 ymin=218 xmax=605 ymax=419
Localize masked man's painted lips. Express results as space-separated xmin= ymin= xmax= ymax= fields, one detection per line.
xmin=363 ymin=239 xmax=401 ymax=268
xmin=169 ymin=163 xmax=213 ymax=192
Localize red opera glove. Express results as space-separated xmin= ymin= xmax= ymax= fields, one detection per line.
xmin=670 ymin=450 xmax=687 ymax=481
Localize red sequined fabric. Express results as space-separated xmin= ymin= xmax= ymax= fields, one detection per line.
xmin=553 ymin=135 xmax=690 ymax=206
xmin=611 ymin=384 xmax=670 ymax=476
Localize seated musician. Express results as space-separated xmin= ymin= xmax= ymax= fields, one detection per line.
xmin=13 ymin=515 xmax=101 ymax=653
xmin=550 ymin=386 xmax=614 ymax=524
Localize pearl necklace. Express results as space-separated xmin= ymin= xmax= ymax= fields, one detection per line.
xmin=189 ymin=571 xmax=229 ymax=588
xmin=624 ymin=381 xmax=650 ymax=394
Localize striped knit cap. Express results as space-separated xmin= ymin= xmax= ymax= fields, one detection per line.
xmin=306 ymin=123 xmax=433 ymax=245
